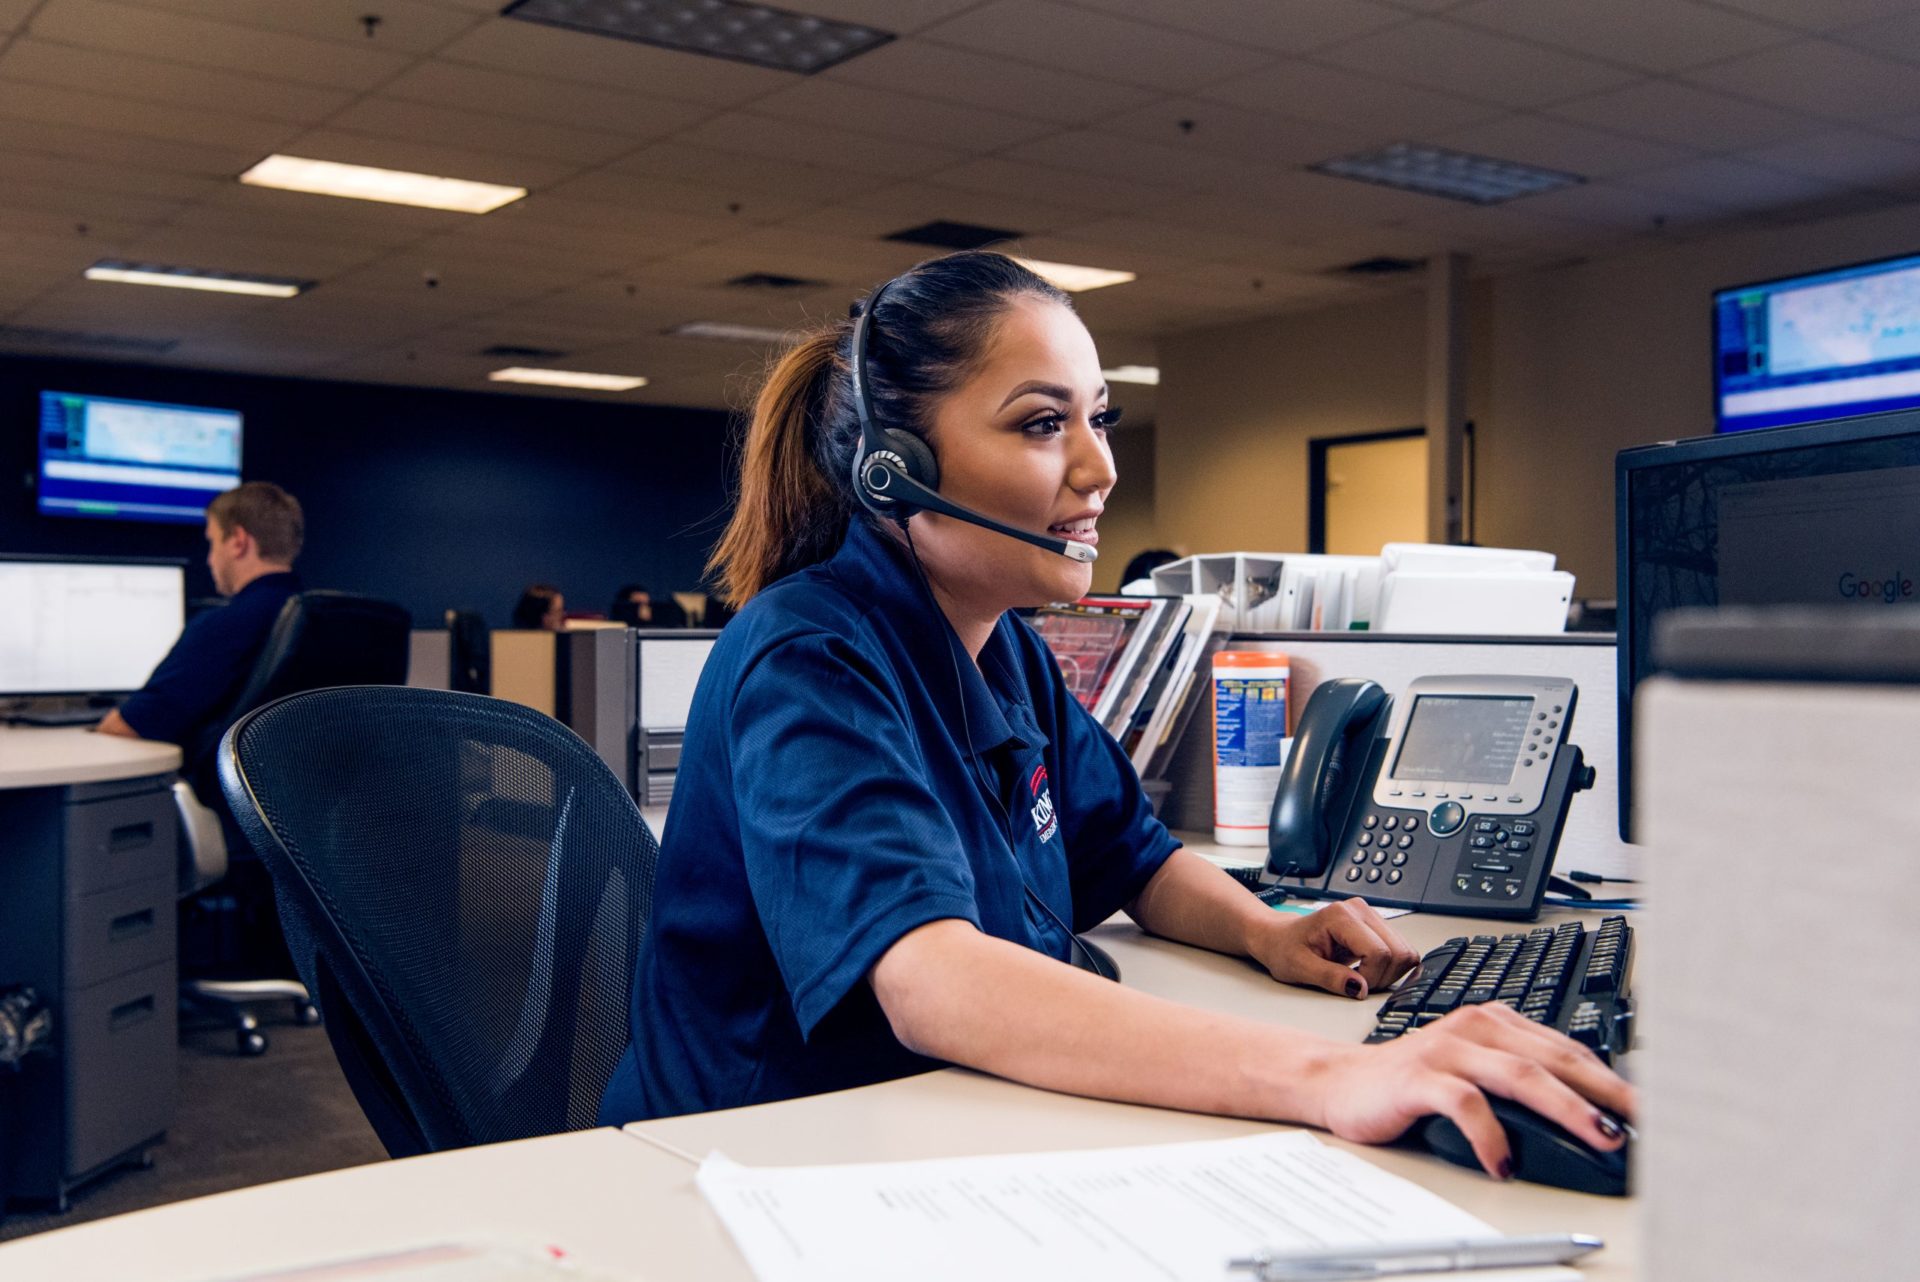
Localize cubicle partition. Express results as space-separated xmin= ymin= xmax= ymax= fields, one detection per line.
xmin=1155 ymin=631 xmax=1636 ymax=881
xmin=557 ymin=628 xmax=717 ymax=808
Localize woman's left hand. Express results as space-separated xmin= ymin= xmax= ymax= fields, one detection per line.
xmin=1247 ymin=898 xmax=1421 ymax=999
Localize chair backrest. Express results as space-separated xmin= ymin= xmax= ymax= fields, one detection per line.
xmin=444 ymin=609 xmax=492 ymax=695
xmin=186 ymin=591 xmax=413 ymax=805
xmin=217 ymin=686 xmax=658 ymax=1156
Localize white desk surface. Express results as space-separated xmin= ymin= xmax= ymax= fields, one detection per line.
xmin=0 ymin=834 xmax=1638 ymax=1281
xmin=0 ymin=724 xmax=180 ymax=790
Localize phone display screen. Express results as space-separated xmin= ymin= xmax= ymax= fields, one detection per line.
xmin=1391 ymin=695 xmax=1533 ymax=784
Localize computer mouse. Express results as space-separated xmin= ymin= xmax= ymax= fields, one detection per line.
xmin=1412 ymin=1096 xmax=1631 ymax=1197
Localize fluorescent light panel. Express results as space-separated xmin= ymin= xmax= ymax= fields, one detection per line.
xmin=668 ymin=321 xmax=799 ymax=345
xmin=83 ymin=260 xmax=309 ymax=298
xmin=489 ymin=367 xmax=647 ymax=391
xmin=1013 ymin=257 xmax=1136 ymax=293
xmin=1102 ymin=365 xmax=1160 ymax=386
xmin=1310 ymin=143 xmax=1583 ymax=206
xmin=240 ymin=155 xmax=526 ymax=214
xmin=503 ymin=0 xmax=893 ymax=74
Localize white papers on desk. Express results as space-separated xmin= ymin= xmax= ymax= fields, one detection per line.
xmin=696 ymin=1131 xmax=1574 ymax=1282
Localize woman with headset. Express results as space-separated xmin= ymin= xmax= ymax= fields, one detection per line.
xmin=597 ymin=252 xmax=1632 ymax=1179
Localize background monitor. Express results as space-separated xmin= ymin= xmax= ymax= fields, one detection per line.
xmin=38 ymin=390 xmax=242 ymax=524
xmin=1715 ymin=250 xmax=1920 ymax=434
xmin=0 ymin=557 xmax=185 ymax=696
xmin=1615 ymin=407 xmax=1920 ymax=839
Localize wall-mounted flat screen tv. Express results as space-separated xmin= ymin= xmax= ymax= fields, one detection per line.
xmin=1715 ymin=250 xmax=1920 ymax=433
xmin=38 ymin=391 xmax=242 ymax=524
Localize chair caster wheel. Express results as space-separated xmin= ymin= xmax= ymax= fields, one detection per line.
xmin=239 ymin=1030 xmax=269 ymax=1056
xmin=295 ymin=1002 xmax=321 ymax=1027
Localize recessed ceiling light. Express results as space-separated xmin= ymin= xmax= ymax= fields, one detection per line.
xmin=1102 ymin=365 xmax=1160 ymax=386
xmin=489 ymin=367 xmax=648 ymax=391
xmin=1013 ymin=256 xmax=1137 ymax=293
xmin=83 ymin=260 xmax=310 ymax=298
xmin=240 ymin=155 xmax=527 ymax=214
xmin=668 ymin=321 xmax=800 ymax=345
xmin=503 ymin=0 xmax=894 ymax=74
xmin=1310 ymin=143 xmax=1583 ymax=206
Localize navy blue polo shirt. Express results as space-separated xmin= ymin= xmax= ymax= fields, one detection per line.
xmin=119 ymin=571 xmax=301 ymax=762
xmin=598 ymin=521 xmax=1179 ymax=1124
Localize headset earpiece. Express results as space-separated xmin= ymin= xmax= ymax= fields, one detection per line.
xmin=857 ymin=428 xmax=939 ymax=519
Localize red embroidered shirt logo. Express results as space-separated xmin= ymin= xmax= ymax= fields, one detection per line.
xmin=1028 ymin=763 xmax=1057 ymax=844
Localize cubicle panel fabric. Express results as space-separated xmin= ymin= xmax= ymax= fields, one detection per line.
xmin=219 ymin=687 xmax=658 ymax=1154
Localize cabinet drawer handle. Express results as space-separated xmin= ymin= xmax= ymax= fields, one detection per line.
xmin=109 ymin=995 xmax=155 ymax=1031
xmin=109 ymin=908 xmax=155 ymax=941
xmin=109 ymin=821 xmax=155 ymax=851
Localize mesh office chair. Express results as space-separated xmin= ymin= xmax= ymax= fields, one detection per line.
xmin=177 ymin=591 xmax=413 ymax=1053
xmin=217 ymin=686 xmax=658 ymax=1155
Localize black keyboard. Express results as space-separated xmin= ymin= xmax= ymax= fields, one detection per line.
xmin=1365 ymin=917 xmax=1634 ymax=1062
xmin=1227 ymin=864 xmax=1293 ymax=906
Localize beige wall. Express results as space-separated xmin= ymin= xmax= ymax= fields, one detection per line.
xmin=1090 ymin=424 xmax=1160 ymax=594
xmin=1150 ymin=199 xmax=1920 ymax=600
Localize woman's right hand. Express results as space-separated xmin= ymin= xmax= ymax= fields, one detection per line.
xmin=1307 ymin=1003 xmax=1636 ymax=1178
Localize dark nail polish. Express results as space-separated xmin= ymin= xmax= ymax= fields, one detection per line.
xmin=1596 ymin=1112 xmax=1625 ymax=1141
xmin=1345 ymin=977 xmax=1363 ymax=998
xmin=1496 ymin=1157 xmax=1514 ymax=1181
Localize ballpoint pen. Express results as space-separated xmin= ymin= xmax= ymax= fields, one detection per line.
xmin=1227 ymin=1233 xmax=1604 ymax=1281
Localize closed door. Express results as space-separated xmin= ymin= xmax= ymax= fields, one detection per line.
xmin=1322 ymin=433 xmax=1428 ymax=556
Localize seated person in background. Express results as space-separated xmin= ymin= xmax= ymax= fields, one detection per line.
xmin=99 ymin=482 xmax=304 ymax=774
xmin=650 ymin=596 xmax=689 ymax=628
xmin=610 ymin=583 xmax=653 ymax=626
xmin=597 ymin=252 xmax=1634 ymax=1181
xmin=1120 ymin=547 xmax=1179 ymax=594
xmin=511 ymin=583 xmax=566 ymax=630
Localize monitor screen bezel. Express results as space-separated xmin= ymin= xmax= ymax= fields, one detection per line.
xmin=0 ymin=553 xmax=189 ymax=698
xmin=36 ymin=389 xmax=245 ymax=526
xmin=1712 ymin=248 xmax=1920 ymax=434
xmin=1614 ymin=406 xmax=1920 ymax=841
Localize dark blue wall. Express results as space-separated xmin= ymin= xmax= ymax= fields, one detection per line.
xmin=0 ymin=356 xmax=736 ymax=627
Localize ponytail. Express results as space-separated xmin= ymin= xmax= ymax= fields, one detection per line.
xmin=707 ymin=329 xmax=852 ymax=607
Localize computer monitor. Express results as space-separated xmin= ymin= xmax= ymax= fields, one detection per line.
xmin=1715 ymin=250 xmax=1920 ymax=434
xmin=1615 ymin=407 xmax=1920 ymax=838
xmin=38 ymin=390 xmax=242 ymax=524
xmin=0 ymin=557 xmax=185 ymax=695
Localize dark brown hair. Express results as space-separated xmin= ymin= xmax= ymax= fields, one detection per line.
xmin=707 ymin=251 xmax=1070 ymax=606
xmin=207 ymin=481 xmax=304 ymax=563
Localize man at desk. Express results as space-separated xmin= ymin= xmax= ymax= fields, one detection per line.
xmin=98 ymin=481 xmax=304 ymax=784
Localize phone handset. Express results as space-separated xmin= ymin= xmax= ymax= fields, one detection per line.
xmin=1266 ymin=678 xmax=1391 ymax=880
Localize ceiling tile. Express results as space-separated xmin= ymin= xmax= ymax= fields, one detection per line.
xmin=1830 ymin=10 xmax=1920 ymax=65
xmin=612 ymin=141 xmax=872 ymax=204
xmin=1061 ymin=0 xmax=1410 ymax=54
xmin=0 ymin=37 xmax=356 ymax=125
xmin=0 ymin=0 xmax=32 ymax=31
xmin=823 ymin=39 xmax=1158 ymax=126
xmin=1705 ymin=0 xmax=1919 ymax=32
xmin=0 ymin=110 xmax=265 ymax=177
xmin=1004 ymin=129 xmax=1266 ymax=195
xmin=1736 ymin=128 xmax=1920 ymax=192
xmin=818 ymin=181 xmax=1091 ymax=240
xmin=1617 ymin=154 xmax=1844 ymax=212
xmin=1314 ymin=18 xmax=1642 ymax=108
xmin=1513 ymin=179 xmax=1729 ymax=231
xmin=27 ymin=0 xmax=414 ymax=91
xmin=111 ymin=0 xmax=482 ymax=54
xmin=0 ymin=149 xmax=226 ymax=202
xmin=1201 ymin=58 xmax=1508 ymax=139
xmin=436 ymin=17 xmax=800 ymax=107
xmin=1449 ymin=0 xmax=1793 ymax=74
xmin=117 ymin=226 xmax=384 ymax=279
xmin=270 ymin=127 xmax=585 ymax=191
xmin=746 ymin=79 xmax=1057 ymax=153
xmin=327 ymin=97 xmax=643 ymax=168
xmin=1685 ymin=40 xmax=1920 ymax=122
xmin=171 ymin=184 xmax=469 ymax=249
xmin=1434 ymin=112 xmax=1695 ymax=178
xmin=1549 ymin=78 xmax=1825 ymax=151
xmin=791 ymin=0 xmax=983 ymax=34
xmin=1051 ymin=214 xmax=1306 ymax=266
xmin=676 ymin=113 xmax=964 ymax=179
xmin=0 ymin=78 xmax=295 ymax=153
xmin=546 ymin=169 xmax=823 ymax=225
xmin=919 ymin=1 xmax=1274 ymax=93
xmin=378 ymin=61 xmax=713 ymax=140
xmin=0 ymin=180 xmax=190 ymax=229
xmin=1093 ymin=98 xmax=1370 ymax=166
xmin=932 ymin=155 xmax=1189 ymax=215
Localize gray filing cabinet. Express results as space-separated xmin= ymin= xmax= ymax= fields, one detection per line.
xmin=0 ymin=773 xmax=177 ymax=1209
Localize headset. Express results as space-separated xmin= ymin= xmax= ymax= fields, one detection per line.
xmin=849 ymin=275 xmax=1117 ymax=982
xmin=849 ymin=279 xmax=1097 ymax=566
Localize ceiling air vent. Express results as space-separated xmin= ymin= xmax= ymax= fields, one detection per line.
xmin=885 ymin=221 xmax=1021 ymax=251
xmin=726 ymin=272 xmax=826 ymax=290
xmin=479 ymin=344 xmax=569 ymax=360
xmin=1334 ymin=256 xmax=1425 ymax=277
xmin=502 ymin=0 xmax=893 ymax=74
